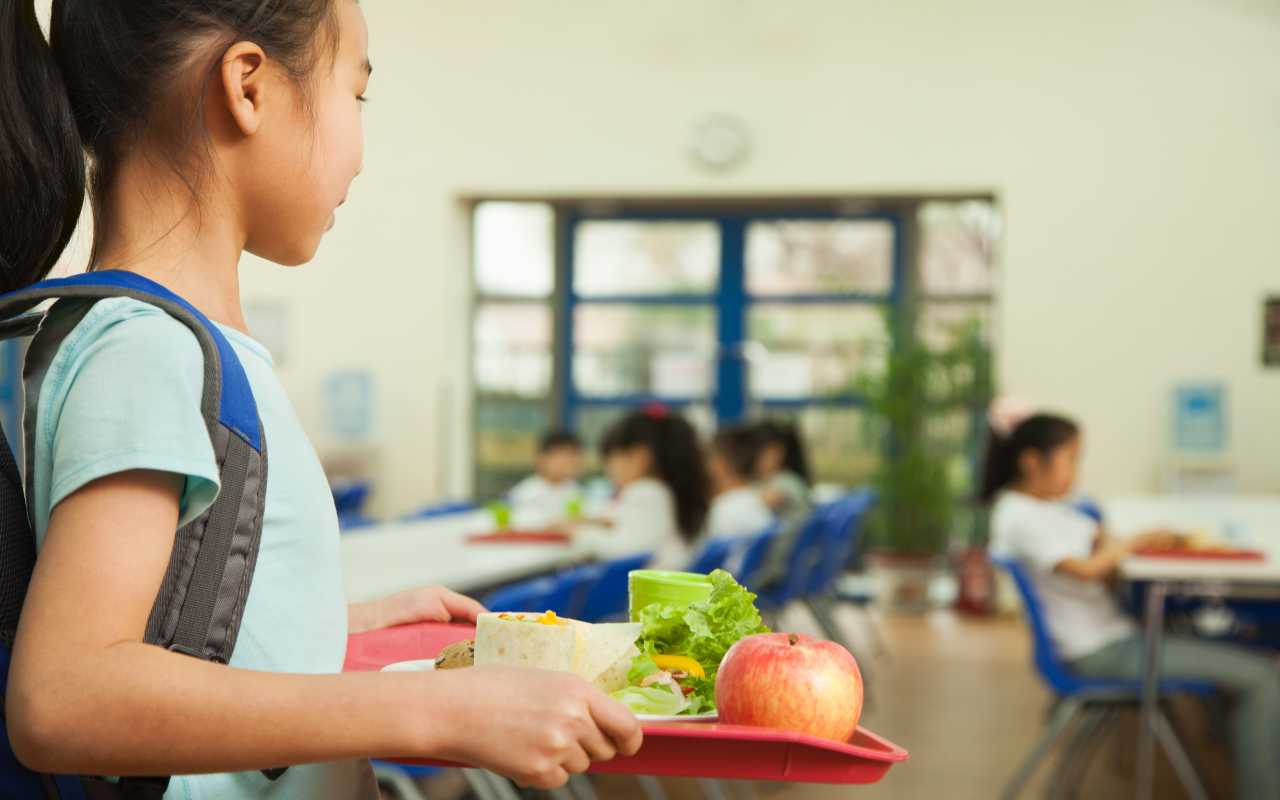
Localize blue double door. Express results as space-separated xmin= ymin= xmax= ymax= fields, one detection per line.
xmin=558 ymin=211 xmax=903 ymax=444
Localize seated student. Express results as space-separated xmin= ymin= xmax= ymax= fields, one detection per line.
xmin=507 ymin=430 xmax=584 ymax=528
xmin=706 ymin=425 xmax=775 ymax=539
xmin=589 ymin=407 xmax=710 ymax=571
xmin=753 ymin=419 xmax=813 ymax=521
xmin=746 ymin=420 xmax=815 ymax=586
xmin=985 ymin=410 xmax=1280 ymax=800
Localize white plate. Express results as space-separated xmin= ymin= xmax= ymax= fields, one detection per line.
xmin=382 ymin=659 xmax=437 ymax=672
xmin=379 ymin=661 xmax=718 ymax=723
xmin=636 ymin=711 xmax=718 ymax=723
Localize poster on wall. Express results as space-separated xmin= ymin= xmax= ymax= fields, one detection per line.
xmin=1263 ymin=297 xmax=1280 ymax=367
xmin=1172 ymin=382 xmax=1226 ymax=453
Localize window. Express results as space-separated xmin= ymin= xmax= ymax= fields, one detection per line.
xmin=470 ymin=198 xmax=998 ymax=514
xmin=471 ymin=202 xmax=555 ymax=500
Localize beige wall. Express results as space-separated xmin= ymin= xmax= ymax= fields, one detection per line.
xmin=48 ymin=1 xmax=1280 ymax=514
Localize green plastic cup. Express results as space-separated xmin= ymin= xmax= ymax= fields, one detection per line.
xmin=628 ymin=570 xmax=713 ymax=621
xmin=487 ymin=501 xmax=511 ymax=530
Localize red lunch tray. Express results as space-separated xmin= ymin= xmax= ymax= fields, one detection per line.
xmin=465 ymin=530 xmax=572 ymax=545
xmin=345 ymin=622 xmax=908 ymax=784
xmin=1133 ymin=547 xmax=1266 ymax=561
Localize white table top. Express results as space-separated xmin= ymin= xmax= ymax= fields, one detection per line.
xmin=1107 ymin=494 xmax=1280 ymax=585
xmin=340 ymin=511 xmax=595 ymax=602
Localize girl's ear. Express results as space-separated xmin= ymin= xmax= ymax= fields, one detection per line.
xmin=1016 ymin=448 xmax=1041 ymax=482
xmin=218 ymin=42 xmax=270 ymax=136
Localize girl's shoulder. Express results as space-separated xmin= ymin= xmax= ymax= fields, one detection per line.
xmin=44 ymin=295 xmax=203 ymax=370
xmin=622 ymin=477 xmax=674 ymax=503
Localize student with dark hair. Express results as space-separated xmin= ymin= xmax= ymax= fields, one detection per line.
xmin=507 ymin=430 xmax=584 ymax=527
xmin=705 ymin=425 xmax=774 ymax=539
xmin=753 ymin=419 xmax=812 ymax=520
xmin=0 ymin=0 xmax=639 ymax=792
xmin=986 ymin=406 xmax=1280 ymax=798
xmin=594 ymin=407 xmax=710 ymax=570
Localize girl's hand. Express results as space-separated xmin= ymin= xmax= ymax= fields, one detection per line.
xmin=430 ymin=666 xmax=643 ymax=788
xmin=1132 ymin=530 xmax=1187 ymax=552
xmin=349 ymin=586 xmax=486 ymax=634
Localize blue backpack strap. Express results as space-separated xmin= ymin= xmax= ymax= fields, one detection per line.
xmin=0 ymin=270 xmax=279 ymax=793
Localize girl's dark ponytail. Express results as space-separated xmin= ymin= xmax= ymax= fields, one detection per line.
xmin=0 ymin=0 xmax=86 ymax=291
xmin=601 ymin=409 xmax=711 ymax=541
xmin=978 ymin=413 xmax=1080 ymax=503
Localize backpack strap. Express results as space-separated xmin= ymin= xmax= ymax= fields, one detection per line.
xmin=0 ymin=271 xmax=282 ymax=791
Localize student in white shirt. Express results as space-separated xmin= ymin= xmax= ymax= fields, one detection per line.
xmin=985 ymin=411 xmax=1280 ymax=799
xmin=706 ymin=425 xmax=775 ymax=539
xmin=589 ymin=407 xmax=710 ymax=571
xmin=506 ymin=430 xmax=583 ymax=528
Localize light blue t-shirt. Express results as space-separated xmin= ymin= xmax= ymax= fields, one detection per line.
xmin=28 ymin=297 xmax=375 ymax=799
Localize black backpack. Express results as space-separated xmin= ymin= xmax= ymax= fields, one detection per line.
xmin=0 ymin=271 xmax=279 ymax=798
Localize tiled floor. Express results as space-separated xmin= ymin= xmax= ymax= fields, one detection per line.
xmin=422 ymin=606 xmax=1236 ymax=799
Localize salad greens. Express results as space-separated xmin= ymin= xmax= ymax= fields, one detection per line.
xmin=613 ymin=569 xmax=768 ymax=715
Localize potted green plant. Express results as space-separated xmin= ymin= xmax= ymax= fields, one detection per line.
xmin=856 ymin=312 xmax=992 ymax=611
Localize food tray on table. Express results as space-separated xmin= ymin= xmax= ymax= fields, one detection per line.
xmin=465 ymin=530 xmax=572 ymax=545
xmin=345 ymin=622 xmax=908 ymax=784
xmin=1133 ymin=547 xmax=1265 ymax=561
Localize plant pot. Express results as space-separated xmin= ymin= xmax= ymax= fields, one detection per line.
xmin=865 ymin=551 xmax=940 ymax=614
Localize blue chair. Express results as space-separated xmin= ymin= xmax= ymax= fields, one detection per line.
xmin=735 ymin=524 xmax=781 ymax=588
xmin=400 ymin=500 xmax=477 ymax=522
xmin=993 ymin=556 xmax=1211 ymax=799
xmin=579 ymin=554 xmax=651 ymax=622
xmin=685 ymin=537 xmax=737 ymax=575
xmin=337 ymin=511 xmax=379 ymax=532
xmin=332 ymin=479 xmax=371 ymax=514
xmin=755 ymin=504 xmax=833 ymax=613
xmin=482 ymin=576 xmax=563 ymax=613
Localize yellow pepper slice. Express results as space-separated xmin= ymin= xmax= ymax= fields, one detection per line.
xmin=653 ymin=654 xmax=705 ymax=679
xmin=536 ymin=610 xmax=559 ymax=625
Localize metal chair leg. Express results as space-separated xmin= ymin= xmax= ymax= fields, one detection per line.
xmin=1048 ymin=706 xmax=1112 ymax=800
xmin=462 ymin=769 xmax=519 ymax=800
xmin=1153 ymin=709 xmax=1209 ymax=800
xmin=1064 ymin=708 xmax=1121 ymax=799
xmin=567 ymin=775 xmax=599 ymax=800
xmin=634 ymin=776 xmax=669 ymax=800
xmin=1001 ymin=699 xmax=1082 ymax=800
xmin=697 ymin=778 xmax=733 ymax=800
xmin=372 ymin=763 xmax=429 ymax=800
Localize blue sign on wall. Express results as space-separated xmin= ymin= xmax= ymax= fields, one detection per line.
xmin=1173 ymin=382 xmax=1226 ymax=453
xmin=323 ymin=369 xmax=375 ymax=439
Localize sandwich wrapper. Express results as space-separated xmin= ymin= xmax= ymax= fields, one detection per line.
xmin=473 ymin=612 xmax=640 ymax=692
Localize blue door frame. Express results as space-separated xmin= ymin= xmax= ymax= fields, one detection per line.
xmin=557 ymin=210 xmax=904 ymax=430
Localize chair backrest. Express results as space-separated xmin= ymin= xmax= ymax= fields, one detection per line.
xmin=990 ymin=555 xmax=1084 ymax=695
xmin=579 ymin=553 xmax=651 ymax=622
xmin=547 ymin=563 xmax=605 ymax=619
xmin=337 ymin=511 xmax=379 ymax=532
xmin=804 ymin=490 xmax=876 ymax=597
xmin=401 ymin=500 xmax=477 ymax=522
xmin=736 ymin=524 xmax=781 ymax=589
xmin=686 ymin=537 xmax=736 ymax=575
xmin=331 ymin=479 xmax=371 ymax=515
xmin=757 ymin=505 xmax=832 ymax=607
xmin=483 ymin=576 xmax=563 ymax=613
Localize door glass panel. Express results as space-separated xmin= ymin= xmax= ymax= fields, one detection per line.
xmin=574 ymin=221 xmax=719 ymax=296
xmin=746 ymin=220 xmax=893 ymax=296
xmin=574 ymin=305 xmax=715 ymax=397
xmin=747 ymin=304 xmax=888 ymax=399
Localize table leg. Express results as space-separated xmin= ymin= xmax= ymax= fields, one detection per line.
xmin=1136 ymin=581 xmax=1167 ymax=800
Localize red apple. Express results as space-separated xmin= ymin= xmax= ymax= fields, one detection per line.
xmin=715 ymin=632 xmax=863 ymax=742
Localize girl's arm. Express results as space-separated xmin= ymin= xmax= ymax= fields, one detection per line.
xmin=7 ymin=470 xmax=640 ymax=785
xmin=1053 ymin=529 xmax=1184 ymax=582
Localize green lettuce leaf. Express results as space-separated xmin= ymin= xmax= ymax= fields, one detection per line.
xmin=612 ymin=684 xmax=688 ymax=716
xmin=633 ymin=569 xmax=769 ymax=712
